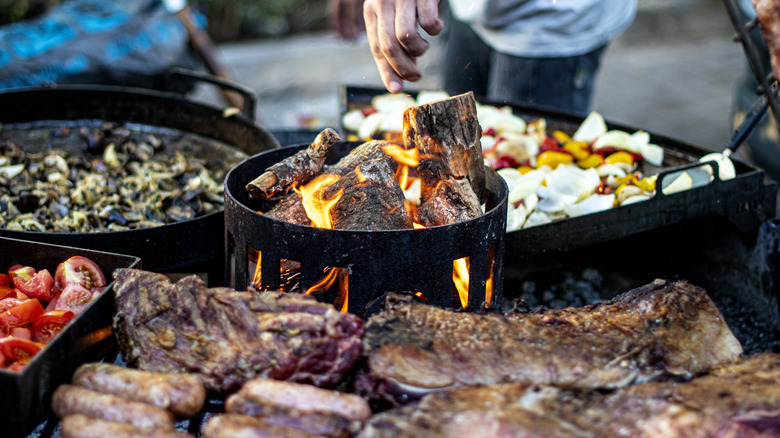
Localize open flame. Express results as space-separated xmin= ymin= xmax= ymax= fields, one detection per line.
xmin=296 ymin=174 xmax=343 ymax=229
xmin=453 ymin=257 xmax=470 ymax=308
xmin=248 ymin=140 xmax=495 ymax=312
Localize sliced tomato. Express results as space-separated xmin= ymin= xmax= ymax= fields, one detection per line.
xmin=54 ymin=284 xmax=95 ymax=315
xmin=0 ymin=298 xmax=24 ymax=313
xmin=0 ymin=299 xmax=45 ymax=331
xmin=54 ymin=256 xmax=106 ymax=293
xmin=10 ymin=327 xmax=31 ymax=341
xmin=44 ymin=292 xmax=60 ymax=312
xmin=31 ymin=310 xmax=75 ymax=343
xmin=5 ymin=361 xmax=25 ymax=372
xmin=0 ymin=286 xmax=16 ymax=301
xmin=10 ymin=266 xmax=54 ymax=301
xmin=0 ymin=337 xmax=42 ymax=365
xmin=0 ymin=274 xmax=12 ymax=288
xmin=0 ymin=350 xmax=5 ymax=368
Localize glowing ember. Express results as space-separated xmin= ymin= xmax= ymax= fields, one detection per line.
xmin=297 ymin=174 xmax=343 ymax=229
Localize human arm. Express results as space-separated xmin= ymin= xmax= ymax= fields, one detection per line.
xmin=363 ymin=0 xmax=444 ymax=93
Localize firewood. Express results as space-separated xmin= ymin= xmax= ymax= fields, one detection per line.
xmin=327 ymin=158 xmax=413 ymax=230
xmin=264 ymin=193 xmax=311 ymax=225
xmin=416 ymin=177 xmax=482 ymax=227
xmin=264 ymin=140 xmax=399 ymax=226
xmin=246 ymin=128 xmax=340 ymax=200
xmin=403 ymin=92 xmax=485 ymax=225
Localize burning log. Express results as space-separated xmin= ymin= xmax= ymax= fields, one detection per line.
xmin=327 ymin=158 xmax=413 ymax=230
xmin=263 ymin=140 xmax=405 ymax=229
xmin=404 ymin=92 xmax=486 ymax=226
xmin=246 ymin=128 xmax=341 ymax=200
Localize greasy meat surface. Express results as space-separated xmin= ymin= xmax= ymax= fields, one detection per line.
xmin=112 ymin=269 xmax=364 ymax=394
xmin=359 ymin=353 xmax=780 ymax=438
xmin=356 ymin=279 xmax=742 ymax=406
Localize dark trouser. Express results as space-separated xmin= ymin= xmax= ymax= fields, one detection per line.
xmin=441 ymin=16 xmax=606 ymax=115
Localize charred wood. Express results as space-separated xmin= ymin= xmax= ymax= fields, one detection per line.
xmin=403 ymin=91 xmax=486 ymax=225
xmin=415 ymin=177 xmax=482 ymax=227
xmin=327 ymin=158 xmax=413 ymax=230
xmin=246 ymin=128 xmax=340 ymax=200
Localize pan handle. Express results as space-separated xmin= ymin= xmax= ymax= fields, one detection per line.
xmin=654 ymin=160 xmax=721 ymax=198
xmin=166 ymin=68 xmax=257 ymax=120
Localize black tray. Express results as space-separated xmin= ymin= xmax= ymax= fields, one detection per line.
xmin=340 ymin=85 xmax=778 ymax=262
xmin=0 ymin=237 xmax=140 ymax=438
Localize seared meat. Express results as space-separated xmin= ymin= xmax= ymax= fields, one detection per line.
xmin=112 ymin=269 xmax=364 ymax=394
xmin=356 ymin=279 xmax=742 ymax=406
xmin=359 ymin=353 xmax=780 ymax=438
xmin=72 ymin=363 xmax=206 ymax=418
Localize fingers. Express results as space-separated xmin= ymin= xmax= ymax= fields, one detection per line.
xmin=365 ymin=0 xmax=442 ymax=93
xmin=417 ymin=0 xmax=444 ymax=37
xmin=329 ymin=0 xmax=366 ymax=40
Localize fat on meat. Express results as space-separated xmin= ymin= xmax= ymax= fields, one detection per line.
xmin=356 ymin=279 xmax=743 ymax=407
xmin=112 ymin=269 xmax=364 ymax=395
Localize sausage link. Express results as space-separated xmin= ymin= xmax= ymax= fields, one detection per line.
xmin=237 ymin=377 xmax=372 ymax=422
xmin=226 ymin=392 xmax=358 ymax=437
xmin=202 ymin=414 xmax=321 ymax=438
xmin=72 ymin=362 xmax=206 ymax=418
xmin=61 ymin=414 xmax=194 ymax=438
xmin=52 ymin=385 xmax=176 ymax=430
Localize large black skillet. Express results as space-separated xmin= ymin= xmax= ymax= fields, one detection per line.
xmin=0 ymin=74 xmax=279 ymax=281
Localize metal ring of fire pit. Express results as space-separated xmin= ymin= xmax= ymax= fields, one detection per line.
xmin=224 ymin=142 xmax=508 ymax=315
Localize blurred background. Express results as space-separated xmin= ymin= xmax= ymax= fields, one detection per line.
xmin=0 ymin=0 xmax=775 ymax=175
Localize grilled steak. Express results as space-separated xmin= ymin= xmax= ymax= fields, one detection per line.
xmin=356 ymin=279 xmax=742 ymax=406
xmin=359 ymin=353 xmax=780 ymax=438
xmin=112 ymin=269 xmax=364 ymax=394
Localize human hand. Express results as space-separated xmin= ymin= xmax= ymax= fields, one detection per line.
xmin=363 ymin=0 xmax=443 ymax=93
xmin=329 ymin=0 xmax=366 ymax=41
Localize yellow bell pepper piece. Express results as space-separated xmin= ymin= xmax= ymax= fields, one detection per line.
xmin=518 ymin=166 xmax=534 ymax=175
xmin=552 ymin=130 xmax=571 ymax=144
xmin=576 ymin=154 xmax=603 ymax=169
xmin=605 ymin=151 xmax=634 ymax=165
xmin=632 ymin=175 xmax=656 ymax=192
xmin=536 ymin=151 xmax=573 ymax=169
xmin=563 ymin=141 xmax=590 ymax=160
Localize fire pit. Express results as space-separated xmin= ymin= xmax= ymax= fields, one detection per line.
xmin=224 ymin=141 xmax=508 ymax=315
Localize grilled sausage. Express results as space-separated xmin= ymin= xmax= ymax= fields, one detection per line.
xmin=61 ymin=414 xmax=194 ymax=438
xmin=52 ymin=385 xmax=176 ymax=430
xmin=234 ymin=378 xmax=372 ymax=422
xmin=226 ymin=392 xmax=359 ymax=437
xmin=201 ymin=414 xmax=322 ymax=438
xmin=71 ymin=362 xmax=206 ymax=417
